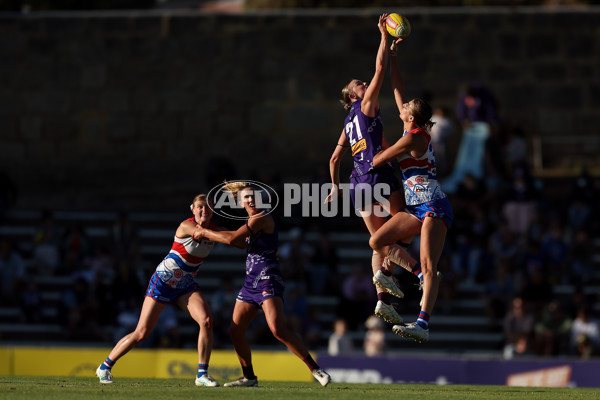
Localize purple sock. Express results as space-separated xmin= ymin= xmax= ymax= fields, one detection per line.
xmin=377 ymin=292 xmax=391 ymax=304
xmin=242 ymin=365 xmax=256 ymax=379
xmin=302 ymin=355 xmax=319 ymax=372
xmin=380 ymin=267 xmax=392 ymax=277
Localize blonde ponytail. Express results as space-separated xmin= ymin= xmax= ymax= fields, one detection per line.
xmin=222 ymin=180 xmax=251 ymax=201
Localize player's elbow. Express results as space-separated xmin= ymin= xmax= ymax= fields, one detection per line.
xmin=230 ymin=238 xmax=247 ymax=249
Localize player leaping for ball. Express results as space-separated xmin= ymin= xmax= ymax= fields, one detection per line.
xmin=368 ymin=38 xmax=454 ymax=343
xmin=196 ymin=181 xmax=331 ymax=388
xmin=325 ymin=13 xmax=411 ymax=326
xmin=96 ymin=194 xmax=221 ymax=387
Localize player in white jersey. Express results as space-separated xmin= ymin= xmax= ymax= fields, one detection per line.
xmin=369 ymin=39 xmax=454 ymax=343
xmin=96 ymin=194 xmax=220 ymax=387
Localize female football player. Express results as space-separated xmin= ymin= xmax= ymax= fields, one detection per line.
xmin=96 ymin=194 xmax=220 ymax=387
xmin=325 ymin=14 xmax=411 ymax=325
xmin=196 ymin=181 xmax=331 ymax=388
xmin=369 ymin=39 xmax=454 ymax=343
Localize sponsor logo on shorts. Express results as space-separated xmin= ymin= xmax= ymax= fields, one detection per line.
xmin=262 ymin=289 xmax=273 ymax=297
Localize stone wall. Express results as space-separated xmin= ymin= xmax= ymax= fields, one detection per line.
xmin=1 ymin=7 xmax=599 ymax=210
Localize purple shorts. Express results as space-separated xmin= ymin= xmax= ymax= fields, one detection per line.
xmin=236 ymin=278 xmax=285 ymax=308
xmin=350 ymin=169 xmax=401 ymax=211
xmin=146 ymin=271 xmax=201 ymax=303
xmin=405 ymin=197 xmax=454 ymax=229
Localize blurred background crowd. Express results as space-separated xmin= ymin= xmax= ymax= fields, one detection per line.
xmin=1 ymin=80 xmax=598 ymax=359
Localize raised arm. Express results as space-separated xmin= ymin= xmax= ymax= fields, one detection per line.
xmin=325 ymin=129 xmax=349 ymax=204
xmin=373 ymin=129 xmax=427 ymax=168
xmin=361 ymin=14 xmax=390 ymax=118
xmin=389 ymin=39 xmax=407 ymax=113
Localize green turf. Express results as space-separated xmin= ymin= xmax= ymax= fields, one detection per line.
xmin=0 ymin=376 xmax=598 ymax=400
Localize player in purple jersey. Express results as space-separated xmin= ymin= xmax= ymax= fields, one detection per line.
xmin=325 ymin=14 xmax=408 ymax=325
xmin=197 ymin=181 xmax=331 ymax=388
xmin=369 ymin=39 xmax=454 ymax=343
xmin=96 ymin=194 xmax=220 ymax=387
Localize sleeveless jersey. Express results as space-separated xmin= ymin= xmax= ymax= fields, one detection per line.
xmin=244 ymin=216 xmax=284 ymax=289
xmin=398 ymin=128 xmax=447 ymax=206
xmin=344 ymin=99 xmax=393 ymax=177
xmin=155 ymin=218 xmax=216 ymax=289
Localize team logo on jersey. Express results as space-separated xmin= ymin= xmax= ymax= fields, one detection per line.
xmin=351 ymin=139 xmax=366 ymax=156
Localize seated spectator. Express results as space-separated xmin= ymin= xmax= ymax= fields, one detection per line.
xmin=533 ymin=301 xmax=572 ymax=356
xmin=364 ymin=315 xmax=386 ymax=357
xmin=519 ymin=266 xmax=553 ymax=317
xmin=503 ymin=297 xmax=535 ymax=359
xmin=58 ymin=276 xmax=106 ymax=342
xmin=483 ymin=261 xmax=515 ymax=328
xmin=0 ymin=236 xmax=26 ymax=306
xmin=278 ymin=227 xmax=312 ymax=290
xmin=568 ymin=229 xmax=592 ymax=285
xmin=429 ymin=106 xmax=456 ymax=176
xmin=502 ymin=163 xmax=538 ymax=236
xmin=569 ymin=306 xmax=599 ymax=357
xmin=328 ymin=318 xmax=353 ymax=356
xmin=110 ymin=211 xmax=140 ymax=260
xmin=32 ymin=210 xmax=62 ymax=276
xmin=539 ymin=219 xmax=568 ymax=284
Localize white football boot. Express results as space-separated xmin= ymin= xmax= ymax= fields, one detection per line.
xmin=392 ymin=322 xmax=429 ymax=343
xmin=373 ymin=270 xmax=404 ymax=298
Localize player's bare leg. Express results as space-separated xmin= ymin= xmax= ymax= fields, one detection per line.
xmin=262 ymin=297 xmax=331 ymax=386
xmin=178 ymin=291 xmax=219 ymax=387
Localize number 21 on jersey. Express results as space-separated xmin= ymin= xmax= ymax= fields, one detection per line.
xmin=346 ymin=116 xmax=367 ymax=161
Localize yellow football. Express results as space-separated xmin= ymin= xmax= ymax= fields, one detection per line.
xmin=386 ymin=13 xmax=411 ymax=39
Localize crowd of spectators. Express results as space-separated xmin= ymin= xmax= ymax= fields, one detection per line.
xmin=1 ymin=82 xmax=598 ymax=358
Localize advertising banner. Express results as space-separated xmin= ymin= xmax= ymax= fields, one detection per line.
xmin=7 ymin=346 xmax=312 ymax=382
xmin=318 ymin=355 xmax=600 ymax=387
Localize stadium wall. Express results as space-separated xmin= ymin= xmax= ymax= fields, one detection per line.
xmin=0 ymin=7 xmax=599 ymax=211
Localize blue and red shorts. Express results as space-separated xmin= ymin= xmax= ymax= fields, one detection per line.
xmin=146 ymin=271 xmax=201 ymax=303
xmin=405 ymin=197 xmax=454 ymax=229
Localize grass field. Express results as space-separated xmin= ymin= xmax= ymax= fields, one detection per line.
xmin=1 ymin=376 xmax=598 ymax=400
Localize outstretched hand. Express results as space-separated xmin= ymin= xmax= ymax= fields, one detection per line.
xmin=378 ymin=13 xmax=389 ymax=35
xmin=390 ymin=38 xmax=405 ymax=53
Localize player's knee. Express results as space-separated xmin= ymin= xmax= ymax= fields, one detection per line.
xmin=369 ymin=235 xmax=382 ymax=251
xmin=270 ymin=323 xmax=289 ymax=342
xmin=229 ymin=322 xmax=243 ymax=339
xmin=198 ymin=314 xmax=212 ymax=330
xmin=134 ymin=328 xmax=151 ymax=342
